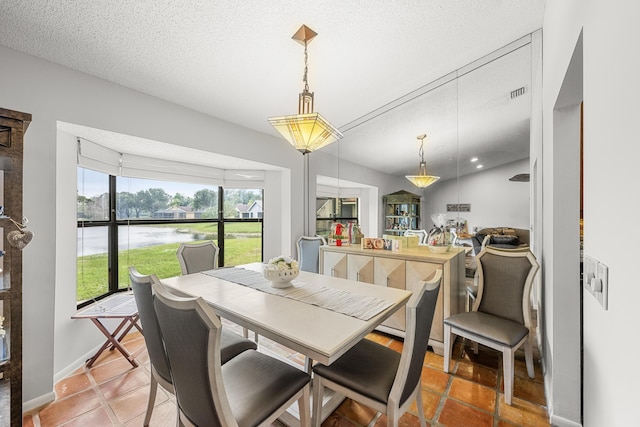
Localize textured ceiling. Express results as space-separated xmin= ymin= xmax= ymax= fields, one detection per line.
xmin=0 ymin=1 xmax=545 ymax=179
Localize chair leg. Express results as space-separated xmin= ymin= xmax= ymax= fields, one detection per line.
xmin=304 ymin=357 xmax=313 ymax=374
xmin=503 ymin=347 xmax=515 ymax=405
xmin=524 ymin=334 xmax=535 ymax=378
xmin=144 ymin=370 xmax=158 ymax=426
xmin=298 ymin=384 xmax=311 ymax=427
xmin=312 ymin=377 xmax=324 ymax=427
xmin=443 ymin=324 xmax=454 ymax=373
xmin=415 ymin=388 xmax=427 ymax=427
xmin=472 ymin=341 xmax=479 ymax=354
xmin=242 ymin=327 xmax=249 ymax=338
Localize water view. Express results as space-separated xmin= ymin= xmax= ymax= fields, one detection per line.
xmin=77 ymin=226 xmax=214 ymax=256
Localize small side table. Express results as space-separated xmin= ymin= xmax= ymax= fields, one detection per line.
xmin=72 ymin=293 xmax=143 ymax=368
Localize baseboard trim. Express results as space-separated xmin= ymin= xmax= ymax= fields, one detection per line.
xmin=53 ymin=347 xmax=100 ymax=383
xmin=23 ymin=391 xmax=55 ymax=413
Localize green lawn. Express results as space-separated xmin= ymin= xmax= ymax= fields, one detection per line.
xmin=77 ymin=222 xmax=262 ymax=302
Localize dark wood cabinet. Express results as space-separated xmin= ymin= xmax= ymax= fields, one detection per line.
xmin=0 ymin=108 xmax=30 ymax=427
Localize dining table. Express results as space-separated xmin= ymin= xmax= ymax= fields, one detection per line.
xmin=160 ymin=261 xmax=413 ymax=424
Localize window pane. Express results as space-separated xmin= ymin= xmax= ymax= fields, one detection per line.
xmin=77 ymin=168 xmax=109 ymax=221
xmin=116 ymin=177 xmax=219 ymax=220
xmin=118 ymin=223 xmax=218 ymax=285
xmin=77 ymin=226 xmax=109 ymax=303
xmin=223 ymin=222 xmax=262 ymax=266
xmin=222 ymin=189 xmax=262 ymax=266
xmin=223 ymin=189 xmax=262 ymax=219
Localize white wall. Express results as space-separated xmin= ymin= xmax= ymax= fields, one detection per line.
xmin=0 ymin=44 xmax=304 ymax=404
xmin=0 ymin=44 xmax=401 ymax=406
xmin=543 ymin=1 xmax=640 ymax=425
xmin=423 ymin=159 xmax=530 ymax=232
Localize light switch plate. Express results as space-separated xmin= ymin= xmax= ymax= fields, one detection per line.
xmin=583 ymin=254 xmax=608 ymax=310
xmin=596 ymin=261 xmax=608 ymax=310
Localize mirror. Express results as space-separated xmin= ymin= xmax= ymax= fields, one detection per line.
xmin=317 ymin=35 xmax=533 ymax=240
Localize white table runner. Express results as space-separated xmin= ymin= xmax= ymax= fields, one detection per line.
xmin=203 ymin=267 xmax=393 ymax=321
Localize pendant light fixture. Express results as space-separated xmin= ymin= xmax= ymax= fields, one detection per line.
xmin=268 ymin=25 xmax=343 ymax=155
xmin=405 ymin=134 xmax=440 ymax=188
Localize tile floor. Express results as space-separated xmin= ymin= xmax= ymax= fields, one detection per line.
xmin=22 ymin=325 xmax=550 ymax=427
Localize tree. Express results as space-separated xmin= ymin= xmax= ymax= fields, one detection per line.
xmin=171 ymin=192 xmax=192 ymax=207
xmin=193 ymin=189 xmax=218 ymax=211
xmin=137 ymin=188 xmax=170 ymax=217
xmin=116 ymin=192 xmax=137 ymax=219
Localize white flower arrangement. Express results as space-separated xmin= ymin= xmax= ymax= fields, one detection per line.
xmin=266 ymin=255 xmax=299 ymax=272
xmin=0 ymin=315 xmax=5 ymax=338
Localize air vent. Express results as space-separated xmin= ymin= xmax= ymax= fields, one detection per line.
xmin=510 ymin=86 xmax=527 ymax=99
xmin=509 ymin=173 xmax=530 ymax=182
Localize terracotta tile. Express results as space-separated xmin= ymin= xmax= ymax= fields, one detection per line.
xmin=438 ymin=399 xmax=493 ymax=427
xmin=374 ymin=412 xmax=424 ymax=427
xmin=124 ymin=400 xmax=177 ymax=427
xmin=455 ymin=359 xmax=498 ymax=388
xmin=497 ymin=420 xmax=521 ymax=427
xmin=54 ymin=371 xmax=92 ymax=399
xmin=458 ymin=345 xmax=501 ymax=370
xmin=321 ymin=413 xmax=359 ymax=427
xmin=22 ymin=414 xmax=35 ymax=427
xmin=90 ymin=357 xmax=137 ymax=384
xmin=365 ymin=332 xmax=393 ymax=346
xmin=109 ymin=385 xmax=151 ymax=423
xmin=388 ymin=339 xmax=404 ymax=353
xmin=420 ymin=366 xmax=450 ymax=393
xmin=448 ymin=377 xmax=496 ymax=413
xmin=409 ymin=388 xmax=441 ymax=420
xmin=59 ymin=406 xmax=113 ymax=427
xmin=423 ymin=350 xmax=450 ymax=371
xmin=335 ymin=398 xmax=377 ymax=425
xmin=121 ymin=330 xmax=143 ymax=343
xmin=498 ymin=394 xmax=550 ymax=427
xmin=499 ymin=374 xmax=546 ymax=406
xmin=514 ymin=375 xmax=546 ymax=406
xmin=100 ymin=368 xmax=152 ymax=401
xmin=514 ymin=357 xmax=544 ymax=383
xmin=38 ymin=388 xmax=102 ymax=426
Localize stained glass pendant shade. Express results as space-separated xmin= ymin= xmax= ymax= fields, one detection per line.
xmin=268 ymin=25 xmax=343 ymax=154
xmin=405 ymin=134 xmax=440 ymax=188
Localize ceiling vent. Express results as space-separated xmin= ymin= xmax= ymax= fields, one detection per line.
xmin=509 ymin=173 xmax=530 ymax=182
xmin=510 ymin=86 xmax=527 ymax=99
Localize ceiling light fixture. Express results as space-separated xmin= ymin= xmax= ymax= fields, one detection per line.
xmin=268 ymin=25 xmax=343 ymax=155
xmin=405 ymin=134 xmax=440 ymax=188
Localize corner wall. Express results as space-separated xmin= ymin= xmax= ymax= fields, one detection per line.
xmin=542 ymin=2 xmax=640 ymax=425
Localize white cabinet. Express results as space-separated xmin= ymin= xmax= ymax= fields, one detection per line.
xmin=320 ymin=245 xmax=466 ymax=355
xmin=406 ymin=261 xmax=443 ymax=342
xmin=346 ymin=254 xmax=374 ymax=283
xmin=322 ymin=251 xmax=347 ymax=279
xmin=373 ymin=258 xmax=406 ymax=330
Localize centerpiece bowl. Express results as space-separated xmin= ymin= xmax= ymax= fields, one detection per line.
xmin=263 ymin=256 xmax=299 ymax=288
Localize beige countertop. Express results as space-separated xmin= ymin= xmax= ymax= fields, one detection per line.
xmin=320 ymin=244 xmax=466 ymax=264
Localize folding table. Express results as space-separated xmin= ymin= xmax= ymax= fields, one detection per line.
xmin=72 ymin=292 xmax=143 ymax=368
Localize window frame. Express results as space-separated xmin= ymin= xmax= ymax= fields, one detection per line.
xmin=77 ymin=172 xmax=263 ymax=308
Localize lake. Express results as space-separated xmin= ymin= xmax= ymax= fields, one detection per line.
xmin=77 ymin=226 xmax=214 ymax=256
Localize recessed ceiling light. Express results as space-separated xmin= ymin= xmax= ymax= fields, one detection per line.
xmin=477 ymin=164 xmax=483 ymax=169
xmin=470 ymin=157 xmax=478 ymax=162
